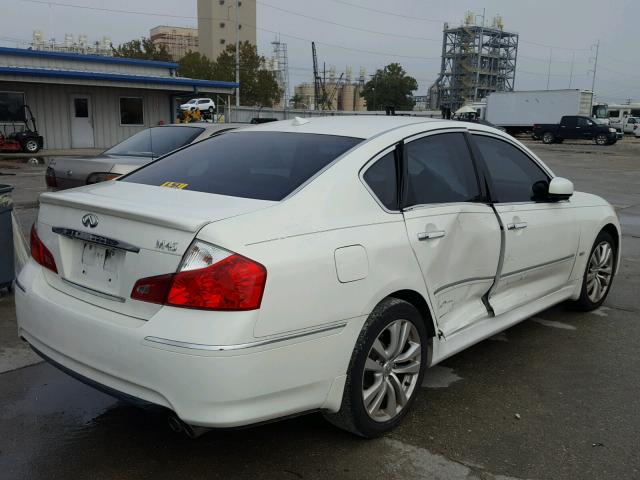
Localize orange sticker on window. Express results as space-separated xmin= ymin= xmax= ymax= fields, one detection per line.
xmin=160 ymin=181 xmax=188 ymax=189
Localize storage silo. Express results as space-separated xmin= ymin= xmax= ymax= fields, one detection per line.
xmin=341 ymin=84 xmax=356 ymax=111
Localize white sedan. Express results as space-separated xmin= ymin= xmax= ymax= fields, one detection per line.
xmin=16 ymin=116 xmax=620 ymax=438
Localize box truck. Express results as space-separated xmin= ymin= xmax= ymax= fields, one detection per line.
xmin=484 ymin=89 xmax=597 ymax=134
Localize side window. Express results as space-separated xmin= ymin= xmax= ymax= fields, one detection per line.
xmin=473 ymin=135 xmax=550 ymax=203
xmin=577 ymin=117 xmax=591 ymax=127
xmin=404 ymin=132 xmax=480 ymax=206
xmin=363 ymin=151 xmax=398 ymax=211
xmin=563 ymin=117 xmax=577 ymax=127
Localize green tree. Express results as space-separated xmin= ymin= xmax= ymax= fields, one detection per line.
xmin=361 ymin=63 xmax=418 ymax=111
xmin=214 ymin=41 xmax=281 ymax=107
xmin=113 ymin=38 xmax=173 ymax=62
xmin=178 ymin=51 xmax=216 ymax=80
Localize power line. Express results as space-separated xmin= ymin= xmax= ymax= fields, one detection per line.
xmin=257 ymin=0 xmax=442 ymax=42
xmin=20 ymin=0 xmax=442 ymax=60
xmin=327 ymin=0 xmax=444 ymax=23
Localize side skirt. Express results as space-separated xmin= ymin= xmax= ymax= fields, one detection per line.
xmin=428 ymin=284 xmax=577 ymax=367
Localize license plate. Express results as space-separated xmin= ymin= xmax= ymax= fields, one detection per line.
xmin=79 ymin=242 xmax=124 ymax=286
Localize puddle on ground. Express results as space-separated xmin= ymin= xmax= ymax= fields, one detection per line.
xmin=422 ymin=366 xmax=462 ymax=389
xmin=531 ymin=317 xmax=576 ymax=330
xmin=591 ymin=306 xmax=610 ymax=317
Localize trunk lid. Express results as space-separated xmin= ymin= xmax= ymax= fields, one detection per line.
xmin=37 ymin=181 xmax=276 ymax=320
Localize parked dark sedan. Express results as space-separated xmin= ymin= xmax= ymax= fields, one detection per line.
xmin=46 ymin=123 xmax=243 ymax=191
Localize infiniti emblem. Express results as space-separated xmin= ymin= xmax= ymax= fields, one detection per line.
xmin=82 ymin=213 xmax=99 ymax=229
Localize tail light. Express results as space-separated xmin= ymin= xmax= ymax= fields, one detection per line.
xmin=45 ymin=166 xmax=57 ymax=188
xmin=131 ymin=241 xmax=267 ymax=311
xmin=30 ymin=224 xmax=58 ymax=273
xmin=86 ymin=172 xmax=120 ymax=185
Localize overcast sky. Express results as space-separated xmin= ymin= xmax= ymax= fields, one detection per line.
xmin=1 ymin=0 xmax=639 ymax=103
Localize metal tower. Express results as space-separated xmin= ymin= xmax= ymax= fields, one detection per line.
xmin=435 ymin=13 xmax=518 ymax=117
xmin=271 ymin=37 xmax=290 ymax=108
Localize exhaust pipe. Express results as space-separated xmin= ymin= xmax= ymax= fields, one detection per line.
xmin=167 ymin=415 xmax=210 ymax=439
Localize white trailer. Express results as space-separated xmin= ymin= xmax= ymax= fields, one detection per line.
xmin=485 ymin=89 xmax=594 ymax=133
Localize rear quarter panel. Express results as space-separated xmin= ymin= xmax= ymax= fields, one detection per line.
xmin=195 ymin=127 xmax=438 ymax=338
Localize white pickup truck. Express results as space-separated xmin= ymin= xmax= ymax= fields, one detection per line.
xmin=610 ymin=116 xmax=639 ymax=134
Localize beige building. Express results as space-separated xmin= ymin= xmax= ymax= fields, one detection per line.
xmin=198 ymin=0 xmax=257 ymax=61
xmin=150 ymin=26 xmax=199 ymax=61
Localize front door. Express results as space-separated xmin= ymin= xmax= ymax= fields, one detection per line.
xmin=471 ymin=133 xmax=580 ymax=315
xmin=401 ymin=131 xmax=501 ymax=337
xmin=70 ymin=95 xmax=95 ymax=148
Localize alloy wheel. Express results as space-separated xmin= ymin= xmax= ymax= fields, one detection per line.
xmin=362 ymin=319 xmax=421 ymax=422
xmin=587 ymin=241 xmax=614 ymax=303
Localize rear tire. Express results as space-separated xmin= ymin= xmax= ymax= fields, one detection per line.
xmin=572 ymin=230 xmax=616 ymax=311
xmin=542 ymin=132 xmax=555 ymax=144
xmin=323 ymin=298 xmax=428 ymax=438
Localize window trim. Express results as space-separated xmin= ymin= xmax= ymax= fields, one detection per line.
xmin=469 ymin=131 xmax=554 ymax=206
xmin=400 ymin=129 xmax=487 ymax=211
xmin=119 ymin=96 xmax=145 ymax=126
xmin=359 ymin=145 xmax=402 ymax=214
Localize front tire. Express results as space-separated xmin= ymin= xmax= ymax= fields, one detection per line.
xmin=323 ymin=298 xmax=428 ymax=437
xmin=573 ymin=231 xmax=616 ymax=311
xmin=595 ymin=133 xmax=609 ymax=146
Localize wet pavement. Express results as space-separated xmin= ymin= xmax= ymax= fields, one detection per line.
xmin=1 ymin=138 xmax=640 ymax=479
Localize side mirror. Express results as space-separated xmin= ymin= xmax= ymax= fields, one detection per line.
xmin=548 ymin=177 xmax=574 ymax=201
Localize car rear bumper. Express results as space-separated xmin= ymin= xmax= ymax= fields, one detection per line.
xmin=15 ymin=260 xmax=359 ymax=427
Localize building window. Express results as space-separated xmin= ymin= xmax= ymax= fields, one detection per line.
xmin=219 ymin=0 xmax=224 ymax=4
xmin=0 ymin=91 xmax=26 ymax=122
xmin=220 ymin=39 xmax=226 ymax=44
xmin=220 ymin=22 xmax=225 ymax=28
xmin=238 ymin=24 xmax=242 ymax=29
xmin=120 ymin=97 xmax=144 ymax=126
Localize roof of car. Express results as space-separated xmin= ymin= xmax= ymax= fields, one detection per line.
xmin=165 ymin=122 xmax=246 ymax=131
xmin=241 ymin=115 xmax=449 ymax=139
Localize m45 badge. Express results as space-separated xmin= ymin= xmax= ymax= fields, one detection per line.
xmin=156 ymin=240 xmax=179 ymax=252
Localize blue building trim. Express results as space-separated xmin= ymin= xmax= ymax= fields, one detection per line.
xmin=0 ymin=66 xmax=239 ymax=90
xmin=0 ymin=46 xmax=179 ymax=69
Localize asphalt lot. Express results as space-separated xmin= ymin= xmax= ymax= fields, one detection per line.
xmin=0 ymin=136 xmax=639 ymax=479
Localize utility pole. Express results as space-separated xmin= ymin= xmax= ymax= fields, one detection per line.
xmin=568 ymin=52 xmax=575 ymax=89
xmin=546 ymin=48 xmax=552 ymax=90
xmin=235 ymin=0 xmax=240 ymax=108
xmin=589 ymin=39 xmax=600 ymax=112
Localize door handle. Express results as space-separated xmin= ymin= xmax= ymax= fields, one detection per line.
xmin=418 ymin=230 xmax=446 ymax=241
xmin=507 ymin=222 xmax=528 ymax=230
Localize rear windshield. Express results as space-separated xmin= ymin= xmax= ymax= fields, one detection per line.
xmin=121 ymin=131 xmax=363 ymax=201
xmin=104 ymin=126 xmax=204 ymax=158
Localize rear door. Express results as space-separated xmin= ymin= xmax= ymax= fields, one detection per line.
xmin=470 ymin=132 xmax=580 ymax=315
xmin=401 ymin=130 xmax=501 ymax=337
xmin=559 ymin=116 xmax=579 ymax=139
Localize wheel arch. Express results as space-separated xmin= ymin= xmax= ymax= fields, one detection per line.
xmin=387 ymin=289 xmax=437 ymax=339
xmin=601 ymin=222 xmax=621 ymax=271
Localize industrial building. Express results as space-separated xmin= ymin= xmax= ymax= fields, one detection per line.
xmin=0 ymin=47 xmax=237 ymax=150
xmin=431 ymin=12 xmax=519 ymax=117
xmin=150 ymin=26 xmax=199 ymax=61
xmin=293 ymin=67 xmax=366 ymax=111
xmin=30 ymin=30 xmax=113 ymax=56
xmin=197 ymin=0 xmax=256 ymax=61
